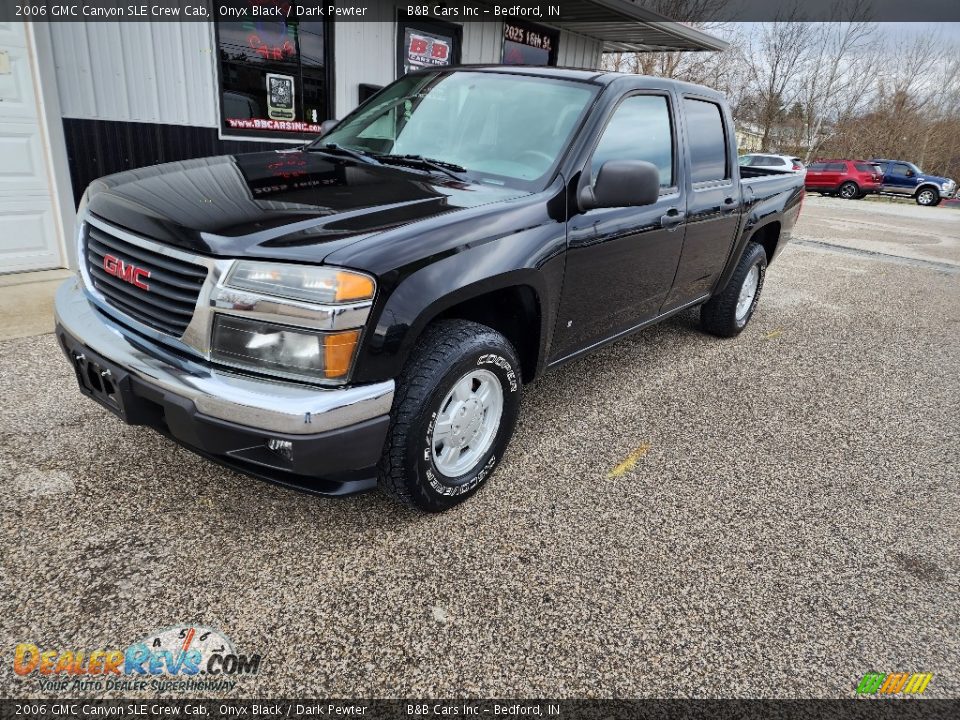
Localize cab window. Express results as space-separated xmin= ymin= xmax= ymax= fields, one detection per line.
xmin=591 ymin=95 xmax=674 ymax=188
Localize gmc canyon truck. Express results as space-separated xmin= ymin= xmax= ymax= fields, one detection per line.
xmin=55 ymin=67 xmax=804 ymax=512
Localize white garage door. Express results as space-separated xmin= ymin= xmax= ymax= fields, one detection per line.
xmin=0 ymin=21 xmax=63 ymax=274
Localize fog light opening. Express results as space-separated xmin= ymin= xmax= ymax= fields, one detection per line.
xmin=266 ymin=438 xmax=293 ymax=461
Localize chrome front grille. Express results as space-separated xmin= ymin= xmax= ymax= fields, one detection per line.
xmin=84 ymin=223 xmax=207 ymax=337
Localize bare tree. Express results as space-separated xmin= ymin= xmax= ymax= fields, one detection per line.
xmin=742 ymin=17 xmax=816 ymax=149
xmin=794 ymin=1 xmax=878 ymax=161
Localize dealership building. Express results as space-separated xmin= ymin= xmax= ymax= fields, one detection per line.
xmin=0 ymin=1 xmax=725 ymax=275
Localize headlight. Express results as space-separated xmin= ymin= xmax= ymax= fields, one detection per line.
xmin=212 ymin=315 xmax=361 ymax=382
xmin=224 ymin=261 xmax=375 ymax=304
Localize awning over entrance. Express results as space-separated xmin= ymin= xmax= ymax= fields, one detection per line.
xmin=553 ymin=0 xmax=729 ymax=52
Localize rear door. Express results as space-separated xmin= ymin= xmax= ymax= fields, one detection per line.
xmin=552 ymin=92 xmax=685 ymax=360
xmin=663 ymin=95 xmax=741 ymax=310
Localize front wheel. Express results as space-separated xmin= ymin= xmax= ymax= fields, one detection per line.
xmin=700 ymin=242 xmax=767 ymax=338
xmin=379 ymin=320 xmax=522 ymax=512
xmin=916 ymin=187 xmax=940 ymax=206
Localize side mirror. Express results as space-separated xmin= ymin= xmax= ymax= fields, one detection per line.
xmin=318 ymin=119 xmax=339 ymax=137
xmin=906 ymin=169 xmax=915 ymax=177
xmin=579 ymin=160 xmax=661 ymax=211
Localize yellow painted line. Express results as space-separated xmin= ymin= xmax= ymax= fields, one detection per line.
xmin=764 ymin=329 xmax=784 ymax=340
xmin=607 ymin=443 xmax=652 ymax=478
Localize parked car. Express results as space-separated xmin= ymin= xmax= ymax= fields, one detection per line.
xmin=54 ymin=67 xmax=805 ymax=512
xmin=804 ymin=159 xmax=883 ymax=199
xmin=739 ymin=153 xmax=805 ymax=174
xmin=870 ymin=159 xmax=957 ymax=206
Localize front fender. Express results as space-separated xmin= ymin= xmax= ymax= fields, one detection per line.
xmin=351 ymin=227 xmax=566 ymax=383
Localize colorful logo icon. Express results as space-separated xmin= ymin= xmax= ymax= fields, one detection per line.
xmin=856 ymin=672 xmax=933 ymax=695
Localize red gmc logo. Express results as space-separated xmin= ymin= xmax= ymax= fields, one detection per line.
xmin=103 ymin=254 xmax=150 ymax=291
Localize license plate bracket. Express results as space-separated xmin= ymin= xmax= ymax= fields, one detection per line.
xmin=61 ymin=339 xmax=137 ymax=423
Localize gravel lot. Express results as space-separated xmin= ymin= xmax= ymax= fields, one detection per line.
xmin=1 ymin=196 xmax=958 ymax=699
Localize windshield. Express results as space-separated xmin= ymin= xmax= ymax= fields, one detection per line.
xmin=315 ymin=71 xmax=598 ymax=188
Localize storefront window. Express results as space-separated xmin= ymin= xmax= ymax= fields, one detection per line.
xmin=396 ymin=16 xmax=462 ymax=77
xmin=501 ymin=21 xmax=559 ymax=66
xmin=215 ymin=1 xmax=332 ymax=140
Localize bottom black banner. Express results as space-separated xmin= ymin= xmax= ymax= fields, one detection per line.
xmin=1 ymin=700 xmax=959 ymax=720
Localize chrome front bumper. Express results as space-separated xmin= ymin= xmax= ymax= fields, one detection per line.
xmin=54 ymin=278 xmax=394 ymax=436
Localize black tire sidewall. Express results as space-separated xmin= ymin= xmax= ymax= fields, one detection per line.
xmin=407 ymin=342 xmax=521 ymax=510
xmin=916 ymin=188 xmax=939 ymax=206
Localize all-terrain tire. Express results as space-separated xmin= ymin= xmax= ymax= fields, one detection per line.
xmin=378 ymin=320 xmax=522 ymax=512
xmin=700 ymin=242 xmax=767 ymax=338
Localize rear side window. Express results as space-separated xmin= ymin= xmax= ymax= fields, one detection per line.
xmin=826 ymin=163 xmax=846 ymax=172
xmin=854 ymin=163 xmax=876 ymax=172
xmin=684 ymin=98 xmax=729 ymax=183
xmin=807 ymin=163 xmax=826 ymax=172
xmin=591 ymin=94 xmax=674 ymax=187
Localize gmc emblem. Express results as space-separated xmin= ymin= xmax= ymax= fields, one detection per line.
xmin=103 ymin=254 xmax=150 ymax=291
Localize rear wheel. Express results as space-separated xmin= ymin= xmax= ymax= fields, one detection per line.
xmin=379 ymin=320 xmax=522 ymax=512
xmin=839 ymin=181 xmax=859 ymax=199
xmin=916 ymin=187 xmax=940 ymax=206
xmin=701 ymin=242 xmax=767 ymax=338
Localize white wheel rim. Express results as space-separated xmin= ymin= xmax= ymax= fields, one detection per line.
xmin=919 ymin=190 xmax=934 ymax=204
xmin=736 ymin=264 xmax=760 ymax=322
xmin=431 ymin=369 xmax=504 ymax=477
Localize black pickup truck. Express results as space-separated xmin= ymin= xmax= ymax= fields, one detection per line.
xmin=55 ymin=67 xmax=804 ymax=511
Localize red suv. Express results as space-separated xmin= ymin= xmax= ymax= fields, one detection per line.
xmin=805 ymin=159 xmax=883 ymax=199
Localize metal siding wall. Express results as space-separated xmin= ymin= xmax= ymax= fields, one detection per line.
xmin=557 ymin=29 xmax=603 ymax=69
xmin=49 ymin=19 xmax=602 ymax=126
xmin=334 ymin=19 xmax=395 ymax=118
xmin=50 ymin=22 xmax=218 ymax=128
xmin=461 ymin=22 xmax=503 ymax=64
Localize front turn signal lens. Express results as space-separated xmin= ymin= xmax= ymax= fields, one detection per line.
xmin=323 ymin=329 xmax=361 ymax=378
xmin=334 ymin=271 xmax=376 ymax=302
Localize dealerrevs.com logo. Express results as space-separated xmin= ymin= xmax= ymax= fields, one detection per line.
xmin=13 ymin=626 xmax=262 ymax=693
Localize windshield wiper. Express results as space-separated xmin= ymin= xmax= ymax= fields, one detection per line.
xmin=308 ymin=143 xmax=380 ymax=165
xmin=378 ymin=154 xmax=467 ymax=181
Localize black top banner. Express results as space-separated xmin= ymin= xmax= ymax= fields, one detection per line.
xmin=1 ymin=0 xmax=959 ymax=23
xmin=1 ymin=700 xmax=960 ymax=720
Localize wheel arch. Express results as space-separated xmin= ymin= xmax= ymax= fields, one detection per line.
xmin=751 ymin=221 xmax=783 ymax=265
xmin=357 ymin=269 xmax=550 ymax=386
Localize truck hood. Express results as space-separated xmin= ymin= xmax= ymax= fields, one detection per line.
xmin=84 ymin=150 xmax=529 ymax=263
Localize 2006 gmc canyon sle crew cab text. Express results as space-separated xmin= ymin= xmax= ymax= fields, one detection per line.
xmin=55 ymin=67 xmax=804 ymax=511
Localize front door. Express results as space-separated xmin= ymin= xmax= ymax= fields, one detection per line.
xmin=0 ymin=22 xmax=63 ymax=274
xmin=551 ymin=93 xmax=685 ymax=360
xmin=883 ymin=162 xmax=918 ymax=194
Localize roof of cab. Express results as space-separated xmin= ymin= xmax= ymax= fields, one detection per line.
xmin=409 ymin=65 xmax=725 ymax=99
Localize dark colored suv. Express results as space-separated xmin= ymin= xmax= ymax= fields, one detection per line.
xmin=805 ymin=159 xmax=883 ymax=199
